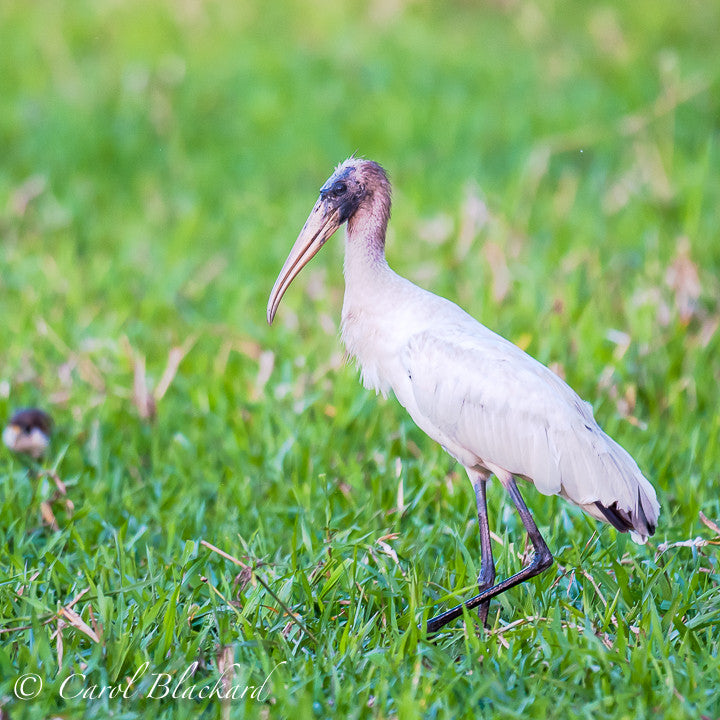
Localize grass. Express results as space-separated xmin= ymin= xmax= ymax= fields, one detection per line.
xmin=1 ymin=0 xmax=719 ymax=717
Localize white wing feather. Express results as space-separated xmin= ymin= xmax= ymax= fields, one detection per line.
xmin=397 ymin=324 xmax=659 ymax=542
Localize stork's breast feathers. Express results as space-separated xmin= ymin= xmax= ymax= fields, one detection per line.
xmin=398 ymin=328 xmax=659 ymax=538
xmin=341 ymin=307 xmax=395 ymax=396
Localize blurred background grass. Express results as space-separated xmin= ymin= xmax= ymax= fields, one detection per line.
xmin=1 ymin=0 xmax=719 ymax=718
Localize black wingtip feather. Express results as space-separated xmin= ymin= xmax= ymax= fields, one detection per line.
xmin=594 ymin=488 xmax=657 ymax=538
xmin=635 ymin=494 xmax=656 ymax=537
xmin=594 ymin=501 xmax=635 ymax=533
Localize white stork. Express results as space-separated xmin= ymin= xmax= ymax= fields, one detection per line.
xmin=267 ymin=158 xmax=660 ymax=633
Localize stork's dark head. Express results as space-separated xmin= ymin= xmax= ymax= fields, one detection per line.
xmin=318 ymin=158 xmax=390 ymax=225
xmin=3 ymin=408 xmax=53 ymax=459
xmin=267 ymin=157 xmax=391 ymax=323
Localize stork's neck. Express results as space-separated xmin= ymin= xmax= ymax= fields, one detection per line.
xmin=340 ymin=191 xmax=401 ymax=395
xmin=343 ymin=194 xmax=392 ymax=294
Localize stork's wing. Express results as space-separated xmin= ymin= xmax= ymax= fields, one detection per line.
xmin=399 ymin=325 xmax=659 ymax=540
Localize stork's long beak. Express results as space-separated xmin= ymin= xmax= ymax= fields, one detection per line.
xmin=267 ymin=198 xmax=342 ymax=324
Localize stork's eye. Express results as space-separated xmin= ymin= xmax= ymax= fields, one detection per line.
xmin=332 ymin=182 xmax=347 ymax=197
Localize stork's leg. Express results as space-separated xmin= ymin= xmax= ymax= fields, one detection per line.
xmin=425 ymin=475 xmax=553 ymax=635
xmin=471 ymin=472 xmax=495 ymax=627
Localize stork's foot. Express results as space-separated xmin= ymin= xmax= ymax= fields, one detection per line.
xmin=424 ymin=549 xmax=553 ymax=635
xmin=476 ymin=600 xmax=490 ymax=629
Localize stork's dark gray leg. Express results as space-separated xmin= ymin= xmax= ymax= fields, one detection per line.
xmin=425 ymin=476 xmax=553 ymax=635
xmin=472 ymin=475 xmax=495 ymax=627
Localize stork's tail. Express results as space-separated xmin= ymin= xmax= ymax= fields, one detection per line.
xmin=593 ymin=485 xmax=658 ymax=544
xmin=558 ymin=420 xmax=661 ymax=545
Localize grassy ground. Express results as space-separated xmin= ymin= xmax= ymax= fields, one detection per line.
xmin=1 ymin=0 xmax=719 ymax=718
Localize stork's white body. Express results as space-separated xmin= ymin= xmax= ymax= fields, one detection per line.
xmin=267 ymin=157 xmax=659 ymax=631
xmin=341 ymin=223 xmax=658 ymax=544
